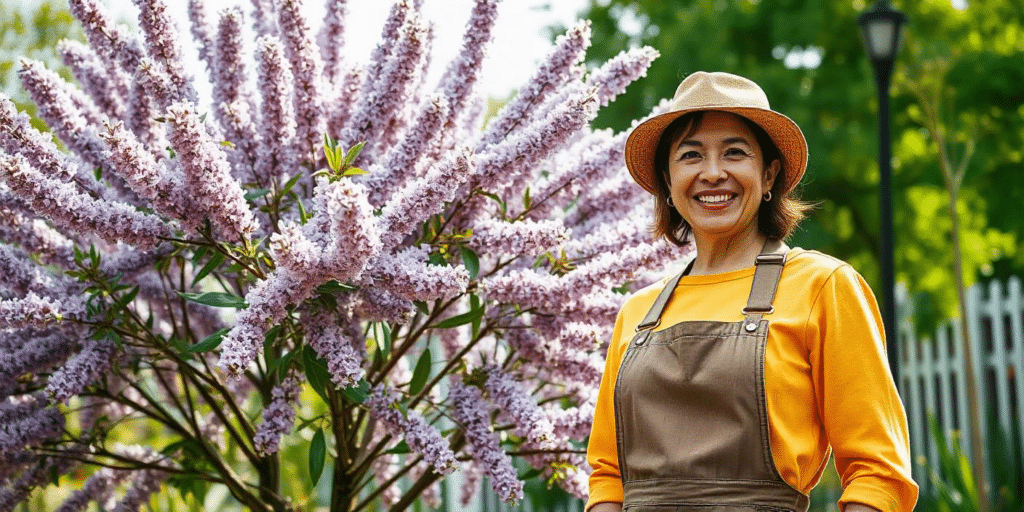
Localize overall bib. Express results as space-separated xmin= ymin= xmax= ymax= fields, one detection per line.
xmin=613 ymin=241 xmax=810 ymax=512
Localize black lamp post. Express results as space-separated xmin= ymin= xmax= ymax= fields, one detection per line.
xmin=857 ymin=1 xmax=907 ymax=384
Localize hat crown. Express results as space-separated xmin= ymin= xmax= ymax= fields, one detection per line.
xmin=671 ymin=71 xmax=771 ymax=111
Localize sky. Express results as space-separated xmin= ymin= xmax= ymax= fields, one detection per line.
xmin=91 ymin=0 xmax=593 ymax=100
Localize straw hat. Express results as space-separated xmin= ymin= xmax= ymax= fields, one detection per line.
xmin=624 ymin=71 xmax=808 ymax=196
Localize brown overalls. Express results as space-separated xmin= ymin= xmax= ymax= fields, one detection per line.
xmin=613 ymin=241 xmax=810 ymax=512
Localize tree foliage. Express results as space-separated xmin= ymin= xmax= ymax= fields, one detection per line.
xmin=575 ymin=0 xmax=1024 ymax=327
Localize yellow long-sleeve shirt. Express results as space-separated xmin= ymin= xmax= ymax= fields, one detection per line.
xmin=586 ymin=248 xmax=918 ymax=512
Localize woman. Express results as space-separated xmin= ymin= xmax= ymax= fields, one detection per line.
xmin=586 ymin=72 xmax=918 ymax=512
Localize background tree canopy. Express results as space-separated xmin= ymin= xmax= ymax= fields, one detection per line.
xmin=570 ymin=0 xmax=1024 ymax=328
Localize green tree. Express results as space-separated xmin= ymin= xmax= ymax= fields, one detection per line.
xmin=573 ymin=0 xmax=1024 ymax=329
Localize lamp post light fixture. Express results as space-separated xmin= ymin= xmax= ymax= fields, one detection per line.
xmin=857 ymin=0 xmax=907 ymax=385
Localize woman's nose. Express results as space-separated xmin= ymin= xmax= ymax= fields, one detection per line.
xmin=699 ymin=158 xmax=727 ymax=183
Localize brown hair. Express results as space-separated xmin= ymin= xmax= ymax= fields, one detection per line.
xmin=650 ymin=111 xmax=812 ymax=246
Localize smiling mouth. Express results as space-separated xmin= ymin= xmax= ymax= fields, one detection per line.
xmin=694 ymin=193 xmax=737 ymax=206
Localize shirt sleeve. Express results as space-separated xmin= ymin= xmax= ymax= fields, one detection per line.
xmin=585 ymin=306 xmax=628 ymax=511
xmin=806 ymin=264 xmax=919 ymax=512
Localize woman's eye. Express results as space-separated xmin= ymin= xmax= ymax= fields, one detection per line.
xmin=678 ymin=150 xmax=701 ymax=160
xmin=725 ymin=148 xmax=749 ymax=157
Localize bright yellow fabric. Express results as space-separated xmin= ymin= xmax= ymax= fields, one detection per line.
xmin=586 ymin=248 xmax=918 ymax=512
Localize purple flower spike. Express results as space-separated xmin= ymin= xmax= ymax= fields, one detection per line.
xmin=377 ymin=149 xmax=473 ymax=249
xmin=0 ymin=293 xmax=72 ymax=330
xmin=586 ymin=46 xmax=659 ymax=107
xmin=46 ymin=339 xmax=117 ymax=405
xmin=213 ymin=8 xmax=259 ymax=177
xmin=58 ymin=40 xmax=126 ymax=120
xmin=365 ymin=94 xmax=448 ymax=207
xmin=470 ymin=218 xmax=569 ymax=257
xmin=484 ymin=368 xmax=555 ymax=448
xmin=479 ymin=20 xmax=591 ymax=146
xmin=187 ymin=0 xmax=215 ymax=69
xmin=254 ymin=36 xmax=297 ymax=186
xmin=55 ymin=467 xmax=129 ymax=512
xmin=132 ymin=0 xmax=198 ymax=105
xmin=367 ymin=384 xmax=457 ymax=475
xmin=67 ymin=0 xmax=144 ymax=87
xmin=277 ymin=0 xmax=325 ymax=164
xmin=253 ymin=371 xmax=302 ymax=455
xmin=250 ymin=0 xmax=279 ymax=38
xmin=438 ymin=0 xmax=501 ymax=125
xmin=100 ymin=120 xmax=191 ymax=223
xmin=305 ymin=314 xmax=365 ymax=388
xmin=317 ymin=178 xmax=381 ymax=281
xmin=0 ymin=153 xmax=171 ymax=248
xmin=318 ymin=0 xmax=349 ymax=84
xmin=165 ymin=102 xmax=259 ymax=240
xmin=449 ymin=381 xmax=523 ymax=504
xmin=370 ymin=246 xmax=470 ymax=302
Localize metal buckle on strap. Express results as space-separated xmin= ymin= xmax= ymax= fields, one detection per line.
xmin=635 ymin=319 xmax=661 ymax=332
xmin=755 ymin=253 xmax=786 ymax=265
xmin=741 ymin=306 xmax=775 ymax=315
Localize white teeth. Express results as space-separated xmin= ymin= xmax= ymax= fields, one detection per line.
xmin=697 ymin=194 xmax=731 ymax=203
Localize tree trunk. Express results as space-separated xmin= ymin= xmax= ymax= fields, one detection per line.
xmin=946 ymin=176 xmax=990 ymax=512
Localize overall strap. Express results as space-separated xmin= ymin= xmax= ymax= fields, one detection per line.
xmin=742 ymin=239 xmax=789 ymax=332
xmin=635 ymin=263 xmax=689 ymax=332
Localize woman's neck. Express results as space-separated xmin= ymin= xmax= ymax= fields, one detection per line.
xmin=689 ymin=229 xmax=768 ymax=276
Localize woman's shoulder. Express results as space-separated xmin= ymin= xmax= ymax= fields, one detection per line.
xmin=784 ymin=248 xmax=867 ymax=290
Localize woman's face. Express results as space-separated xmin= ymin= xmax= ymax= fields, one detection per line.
xmin=666 ymin=111 xmax=779 ymax=243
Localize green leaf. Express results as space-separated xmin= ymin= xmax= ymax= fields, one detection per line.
xmin=342 ymin=141 xmax=366 ymax=167
xmin=470 ymin=294 xmax=483 ymax=337
xmin=518 ymin=468 xmax=543 ymax=480
xmin=191 ymin=252 xmax=225 ymax=286
xmin=342 ymin=167 xmax=368 ymax=176
xmin=460 ymin=246 xmax=480 ymax=280
xmin=523 ymin=187 xmax=532 ymax=210
xmin=308 ymin=428 xmax=326 ymax=486
xmin=112 ymin=286 xmax=140 ymax=312
xmin=220 ymin=140 xmax=235 ymax=148
xmin=187 ymin=328 xmax=230 ymax=353
xmin=413 ymin=301 xmax=430 ymax=316
xmin=280 ymin=173 xmax=302 ymax=197
xmin=244 ymin=188 xmax=270 ymax=201
xmin=427 ymin=252 xmax=446 ymax=267
xmin=385 ymin=441 xmax=410 ymax=454
xmin=408 ymin=348 xmax=432 ymax=395
xmin=93 ymin=166 xmax=102 ymax=181
xmin=342 ymin=379 xmax=370 ymax=404
xmin=434 ymin=308 xmax=483 ymax=329
xmin=303 ymin=347 xmax=332 ymax=403
xmin=177 ymin=291 xmax=248 ymax=309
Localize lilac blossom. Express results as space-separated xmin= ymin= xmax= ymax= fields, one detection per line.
xmin=353 ymin=287 xmax=414 ymax=325
xmin=253 ymin=371 xmax=301 ymax=455
xmin=479 ymin=20 xmax=591 ymax=146
xmin=67 ymin=0 xmax=144 ymax=78
xmin=480 ymin=268 xmax=566 ymax=311
xmin=438 ymin=0 xmax=500 ymax=125
xmin=557 ymin=322 xmax=602 ymax=351
xmin=0 ymin=212 xmax=74 ymax=267
xmin=525 ymin=129 xmax=628 ymax=219
xmin=586 ymin=46 xmax=659 ymax=107
xmin=366 ymin=384 xmax=457 ymax=475
xmin=365 ymin=94 xmax=449 ymax=206
xmin=249 ymin=0 xmax=279 ymax=38
xmin=0 ymin=153 xmax=171 ymax=248
xmin=0 ymin=330 xmax=77 ymax=392
xmin=449 ymin=381 xmax=523 ymax=504
xmin=0 ymin=404 xmax=64 ymax=454
xmin=99 ymin=120 xmax=191 ymax=222
xmin=0 ymin=293 xmax=72 ymax=330
xmin=218 ymin=268 xmax=309 ymax=375
xmin=325 ymin=66 xmax=364 ymax=140
xmin=484 ymin=368 xmax=555 ymax=448
xmin=371 ymin=453 xmax=401 ymax=506
xmin=58 ymin=40 xmax=126 ymax=120
xmin=46 ymin=339 xmax=117 ymax=405
xmin=18 ymin=60 xmax=109 ymax=173
xmin=369 ymin=246 xmax=470 ymax=302
xmin=0 ymin=244 xmax=67 ymax=296
xmin=277 ymin=0 xmax=325 ymax=162
xmin=164 ymin=102 xmax=259 ymax=240
xmin=212 ymin=8 xmax=259 ymax=176
xmin=318 ymin=0 xmax=349 ymax=84
xmin=459 ymin=460 xmax=482 ymax=506
xmin=55 ymin=467 xmax=129 ymax=512
xmin=133 ymin=0 xmax=198 ymax=105
xmin=377 ymin=149 xmax=473 ymax=249
xmin=545 ymin=401 xmax=595 ymax=441
xmin=470 ymin=218 xmax=569 ymax=257
xmin=317 ymin=178 xmax=382 ymax=280
xmin=473 ymin=86 xmax=598 ymax=194
xmin=253 ymin=36 xmax=297 ymax=186
xmin=186 ymin=0 xmax=214 ymax=67
xmin=304 ymin=313 xmax=365 ymax=388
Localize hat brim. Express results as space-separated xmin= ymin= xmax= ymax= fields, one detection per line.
xmin=624 ymin=107 xmax=808 ymax=196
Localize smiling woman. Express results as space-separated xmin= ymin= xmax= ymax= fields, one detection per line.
xmin=585 ymin=72 xmax=921 ymax=512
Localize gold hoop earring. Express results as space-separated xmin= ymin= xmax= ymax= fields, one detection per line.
xmin=763 ymin=191 xmax=772 ymax=202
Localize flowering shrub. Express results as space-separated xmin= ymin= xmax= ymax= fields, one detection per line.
xmin=0 ymin=0 xmax=680 ymax=510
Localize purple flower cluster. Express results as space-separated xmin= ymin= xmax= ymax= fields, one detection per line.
xmin=277 ymin=0 xmax=325 ymax=162
xmin=304 ymin=313 xmax=364 ymax=388
xmin=448 ymin=381 xmax=523 ymax=504
xmin=470 ymin=218 xmax=569 ymax=257
xmin=317 ymin=0 xmax=349 ymax=84
xmin=165 ymin=102 xmax=259 ymax=240
xmin=253 ymin=36 xmax=297 ymax=186
xmin=46 ymin=339 xmax=117 ymax=405
xmin=483 ymin=368 xmax=555 ymax=448
xmin=253 ymin=371 xmax=302 ymax=455
xmin=134 ymin=0 xmax=198 ymax=106
xmin=586 ymin=46 xmax=660 ymax=107
xmin=55 ymin=467 xmax=129 ymax=512
xmin=369 ymin=246 xmax=470 ymax=302
xmin=366 ymin=384 xmax=457 ymax=475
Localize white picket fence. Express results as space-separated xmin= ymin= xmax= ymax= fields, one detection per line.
xmin=897 ymin=276 xmax=1024 ymax=495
